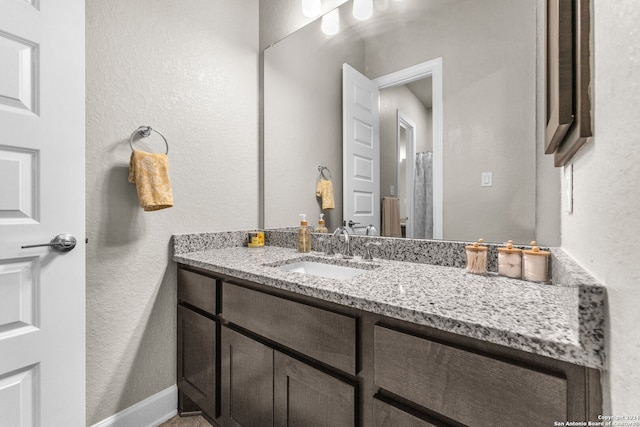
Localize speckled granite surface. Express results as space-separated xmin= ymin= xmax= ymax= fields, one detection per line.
xmin=172 ymin=230 xmax=605 ymax=369
xmin=174 ymin=229 xmax=548 ymax=273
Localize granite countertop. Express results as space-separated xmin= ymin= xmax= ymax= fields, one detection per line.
xmin=173 ymin=240 xmax=605 ymax=370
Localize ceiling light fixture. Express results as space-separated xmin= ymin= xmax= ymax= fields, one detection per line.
xmin=321 ymin=9 xmax=340 ymax=35
xmin=302 ymin=0 xmax=322 ymax=18
xmin=353 ymin=0 xmax=373 ymax=20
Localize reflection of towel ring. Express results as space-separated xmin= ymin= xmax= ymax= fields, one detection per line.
xmin=129 ymin=126 xmax=169 ymax=154
xmin=318 ymin=165 xmax=331 ymax=180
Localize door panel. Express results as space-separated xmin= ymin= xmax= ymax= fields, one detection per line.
xmin=177 ymin=305 xmax=218 ymax=419
xmin=274 ymin=352 xmax=355 ymax=427
xmin=0 ymin=365 xmax=37 ymax=427
xmin=343 ymin=63 xmax=380 ymax=233
xmin=0 ymin=1 xmax=85 ymax=425
xmin=221 ymin=327 xmax=274 ymax=427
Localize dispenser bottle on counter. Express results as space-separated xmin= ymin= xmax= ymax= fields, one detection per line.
xmin=315 ymin=213 xmax=328 ymax=233
xmin=297 ymin=214 xmax=311 ymax=253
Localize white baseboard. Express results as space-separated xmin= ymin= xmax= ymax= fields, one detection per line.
xmin=91 ymin=385 xmax=178 ymax=427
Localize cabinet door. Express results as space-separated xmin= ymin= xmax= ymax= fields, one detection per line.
xmin=221 ymin=327 xmax=274 ymax=427
xmin=177 ymin=305 xmax=217 ymax=419
xmin=274 ymin=352 xmax=355 ymax=427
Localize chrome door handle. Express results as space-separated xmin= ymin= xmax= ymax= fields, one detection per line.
xmin=21 ymin=234 xmax=77 ymax=253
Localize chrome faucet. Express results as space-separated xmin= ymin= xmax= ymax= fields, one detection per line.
xmin=347 ymin=220 xmax=378 ymax=236
xmin=331 ymin=224 xmax=353 ymax=258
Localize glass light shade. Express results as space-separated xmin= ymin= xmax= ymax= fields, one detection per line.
xmin=321 ymin=9 xmax=340 ymax=35
xmin=302 ymin=0 xmax=322 ymax=17
xmin=353 ymin=0 xmax=373 ymax=20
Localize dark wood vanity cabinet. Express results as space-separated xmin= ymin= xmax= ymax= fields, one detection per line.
xmin=176 ymin=265 xmax=601 ymax=427
xmin=220 ymin=282 xmax=357 ymax=427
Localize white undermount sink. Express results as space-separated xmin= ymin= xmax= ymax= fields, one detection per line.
xmin=276 ymin=260 xmax=368 ymax=280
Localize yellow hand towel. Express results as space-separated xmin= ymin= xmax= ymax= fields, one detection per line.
xmin=315 ymin=179 xmax=335 ymax=210
xmin=128 ymin=149 xmax=174 ymax=211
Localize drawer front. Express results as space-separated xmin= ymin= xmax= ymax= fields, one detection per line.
xmin=222 ymin=282 xmax=357 ymax=375
xmin=178 ymin=268 xmax=218 ymax=315
xmin=374 ymin=325 xmax=567 ymax=426
xmin=373 ymin=398 xmax=440 ymax=427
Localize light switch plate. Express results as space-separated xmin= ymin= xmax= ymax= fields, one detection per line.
xmin=481 ymin=172 xmax=493 ymax=187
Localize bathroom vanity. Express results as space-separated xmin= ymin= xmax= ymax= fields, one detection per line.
xmin=173 ymin=232 xmax=604 ymax=427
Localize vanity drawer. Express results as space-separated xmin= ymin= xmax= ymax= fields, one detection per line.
xmin=222 ymin=282 xmax=357 ymax=375
xmin=373 ymin=397 xmax=440 ymax=427
xmin=178 ymin=268 xmax=218 ymax=315
xmin=374 ymin=325 xmax=567 ymax=426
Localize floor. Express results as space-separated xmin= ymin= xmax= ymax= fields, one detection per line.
xmin=158 ymin=415 xmax=211 ymax=427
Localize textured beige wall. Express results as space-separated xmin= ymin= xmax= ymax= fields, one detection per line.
xmin=561 ymin=2 xmax=640 ymax=414
xmin=85 ymin=0 xmax=259 ymax=424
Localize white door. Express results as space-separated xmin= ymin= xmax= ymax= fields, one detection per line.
xmin=342 ymin=64 xmax=380 ymax=234
xmin=397 ymin=111 xmax=416 ymax=238
xmin=0 ymin=1 xmax=85 ymax=426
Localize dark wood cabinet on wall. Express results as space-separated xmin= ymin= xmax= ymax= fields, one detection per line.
xmin=176 ymin=265 xmax=601 ymax=427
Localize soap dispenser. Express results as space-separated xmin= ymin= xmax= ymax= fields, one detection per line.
xmin=315 ymin=214 xmax=328 ymax=233
xmin=297 ymin=214 xmax=311 ymax=253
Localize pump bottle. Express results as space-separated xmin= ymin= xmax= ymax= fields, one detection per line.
xmin=297 ymin=214 xmax=311 ymax=252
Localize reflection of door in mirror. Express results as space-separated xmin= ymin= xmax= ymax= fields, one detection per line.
xmin=340 ymin=59 xmax=443 ymax=238
xmin=396 ymin=112 xmax=415 ymax=238
xmin=342 ymin=63 xmax=381 ymax=235
xmin=385 ymin=76 xmax=435 ymax=240
xmin=366 ymin=58 xmax=443 ymax=238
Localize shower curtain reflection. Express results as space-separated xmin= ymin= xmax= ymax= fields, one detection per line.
xmin=414 ymin=152 xmax=433 ymax=239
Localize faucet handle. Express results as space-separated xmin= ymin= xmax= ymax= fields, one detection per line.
xmin=363 ymin=241 xmax=382 ymax=260
xmin=365 ymin=224 xmax=378 ymax=236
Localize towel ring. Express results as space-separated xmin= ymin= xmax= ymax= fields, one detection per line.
xmin=318 ymin=165 xmax=331 ymax=180
xmin=129 ymin=126 xmax=169 ymax=154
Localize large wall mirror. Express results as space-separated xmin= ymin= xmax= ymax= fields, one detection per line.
xmin=264 ymin=0 xmax=549 ymax=245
